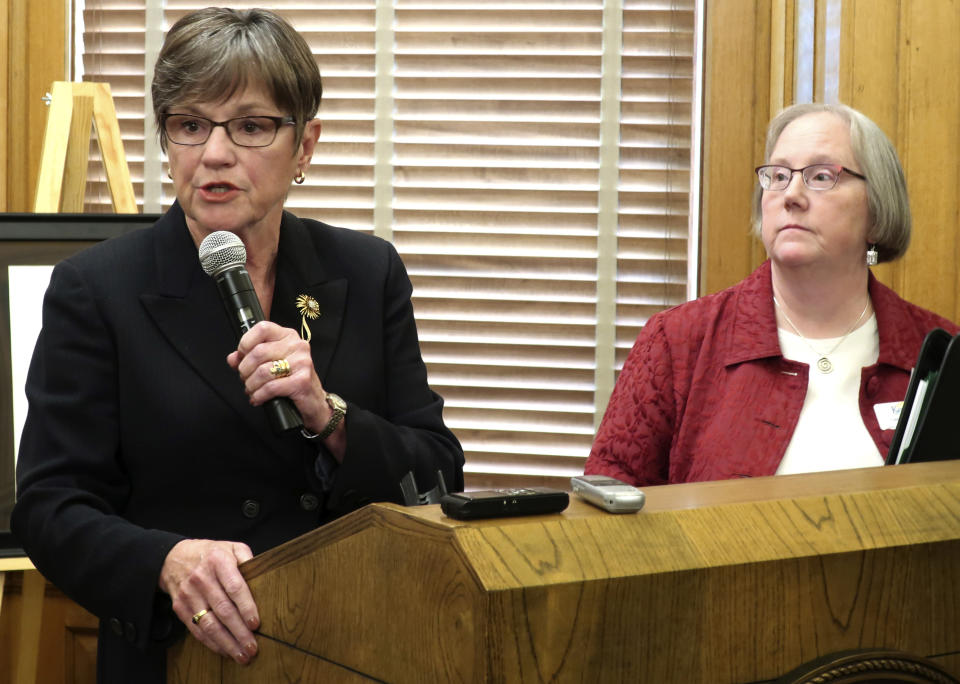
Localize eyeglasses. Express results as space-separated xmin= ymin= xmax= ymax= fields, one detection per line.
xmin=755 ymin=164 xmax=867 ymax=191
xmin=161 ymin=114 xmax=296 ymax=147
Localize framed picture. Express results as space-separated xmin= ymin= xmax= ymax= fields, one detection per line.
xmin=0 ymin=212 xmax=160 ymax=549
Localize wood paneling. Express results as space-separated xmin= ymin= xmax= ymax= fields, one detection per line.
xmin=0 ymin=571 xmax=98 ymax=684
xmin=2 ymin=0 xmax=68 ymax=212
xmin=838 ymin=0 xmax=960 ymax=321
xmin=837 ymin=0 xmax=904 ymax=292
xmin=700 ymin=0 xmax=774 ymax=295
xmin=0 ymin=0 xmax=8 ymax=211
xmin=893 ymin=1 xmax=959 ymax=321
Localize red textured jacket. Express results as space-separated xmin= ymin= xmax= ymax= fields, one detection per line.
xmin=585 ymin=261 xmax=959 ymax=486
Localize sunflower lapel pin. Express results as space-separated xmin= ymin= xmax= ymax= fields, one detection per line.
xmin=295 ymin=294 xmax=321 ymax=342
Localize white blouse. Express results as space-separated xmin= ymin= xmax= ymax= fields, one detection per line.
xmin=775 ymin=313 xmax=882 ymax=475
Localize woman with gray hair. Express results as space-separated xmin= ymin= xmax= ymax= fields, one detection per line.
xmin=586 ymin=102 xmax=957 ymax=486
xmin=12 ymin=8 xmax=463 ymax=682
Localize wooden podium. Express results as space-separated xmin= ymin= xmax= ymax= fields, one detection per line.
xmin=168 ymin=461 xmax=960 ymax=683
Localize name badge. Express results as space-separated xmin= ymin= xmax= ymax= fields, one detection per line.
xmin=874 ymin=401 xmax=902 ymax=431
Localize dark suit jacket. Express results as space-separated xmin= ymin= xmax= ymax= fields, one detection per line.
xmin=11 ymin=203 xmax=464 ymax=682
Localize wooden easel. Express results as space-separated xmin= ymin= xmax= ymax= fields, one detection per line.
xmin=33 ymin=81 xmax=137 ymax=213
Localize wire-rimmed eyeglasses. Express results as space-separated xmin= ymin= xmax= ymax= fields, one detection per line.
xmin=755 ymin=164 xmax=867 ymax=191
xmin=161 ymin=114 xmax=296 ymax=148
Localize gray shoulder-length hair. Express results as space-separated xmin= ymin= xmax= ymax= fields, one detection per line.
xmin=151 ymin=7 xmax=322 ymax=151
xmin=751 ymin=102 xmax=910 ymax=263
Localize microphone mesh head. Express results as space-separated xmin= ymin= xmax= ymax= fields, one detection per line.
xmin=199 ymin=231 xmax=246 ymax=276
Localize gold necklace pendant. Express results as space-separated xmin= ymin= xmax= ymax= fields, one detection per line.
xmin=773 ymin=295 xmax=869 ymax=375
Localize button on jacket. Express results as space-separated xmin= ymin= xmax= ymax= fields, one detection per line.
xmin=586 ymin=260 xmax=959 ymax=486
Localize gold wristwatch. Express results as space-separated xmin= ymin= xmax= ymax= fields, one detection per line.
xmin=315 ymin=393 xmax=346 ymax=439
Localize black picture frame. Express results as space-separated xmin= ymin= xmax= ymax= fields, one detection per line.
xmin=0 ymin=212 xmax=160 ymax=549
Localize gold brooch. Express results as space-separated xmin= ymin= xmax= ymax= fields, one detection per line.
xmin=295 ymin=294 xmax=320 ymax=342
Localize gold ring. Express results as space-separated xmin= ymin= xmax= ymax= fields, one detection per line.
xmin=269 ymin=359 xmax=291 ymax=378
xmin=192 ymin=609 xmax=209 ymax=625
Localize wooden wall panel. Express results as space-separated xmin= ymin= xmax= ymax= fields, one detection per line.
xmin=0 ymin=573 xmax=98 ymax=684
xmin=700 ymin=0 xmax=774 ymax=295
xmin=839 ymin=0 xmax=960 ymax=322
xmin=837 ymin=0 xmax=903 ymax=292
xmin=0 ymin=1 xmax=8 ymax=211
xmin=2 ymin=0 xmax=68 ymax=212
xmin=892 ymin=2 xmax=960 ymax=322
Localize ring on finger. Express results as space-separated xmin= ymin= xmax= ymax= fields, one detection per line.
xmin=192 ymin=608 xmax=210 ymax=625
xmin=269 ymin=358 xmax=291 ymax=378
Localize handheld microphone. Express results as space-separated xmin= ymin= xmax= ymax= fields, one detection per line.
xmin=199 ymin=230 xmax=303 ymax=434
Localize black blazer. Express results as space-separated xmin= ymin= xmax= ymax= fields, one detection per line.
xmin=12 ymin=203 xmax=463 ymax=681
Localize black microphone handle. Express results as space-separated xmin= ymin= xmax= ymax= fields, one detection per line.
xmin=214 ymin=267 xmax=304 ymax=434
xmin=263 ymin=394 xmax=305 ymax=433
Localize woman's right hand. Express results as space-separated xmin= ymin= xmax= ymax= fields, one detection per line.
xmin=159 ymin=539 xmax=260 ymax=665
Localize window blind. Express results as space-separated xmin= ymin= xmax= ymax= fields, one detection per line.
xmin=79 ymin=0 xmax=697 ymax=490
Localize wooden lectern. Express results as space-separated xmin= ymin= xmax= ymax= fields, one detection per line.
xmin=169 ymin=461 xmax=960 ymax=683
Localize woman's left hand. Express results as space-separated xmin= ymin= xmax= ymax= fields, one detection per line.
xmin=160 ymin=539 xmax=259 ymax=664
xmin=226 ymin=321 xmax=344 ymax=459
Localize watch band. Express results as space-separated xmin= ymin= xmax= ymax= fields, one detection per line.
xmin=312 ymin=392 xmax=345 ymax=440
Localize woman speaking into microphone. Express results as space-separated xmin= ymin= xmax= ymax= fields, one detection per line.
xmin=12 ymin=8 xmax=463 ymax=682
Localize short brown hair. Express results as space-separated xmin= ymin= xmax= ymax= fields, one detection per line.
xmin=151 ymin=8 xmax=322 ymax=149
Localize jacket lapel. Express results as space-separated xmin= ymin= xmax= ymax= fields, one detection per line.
xmin=724 ymin=260 xmax=783 ymax=366
xmin=270 ymin=211 xmax=347 ymax=382
xmin=138 ymin=206 xmax=348 ymax=453
xmin=139 ymin=204 xmax=279 ymax=443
